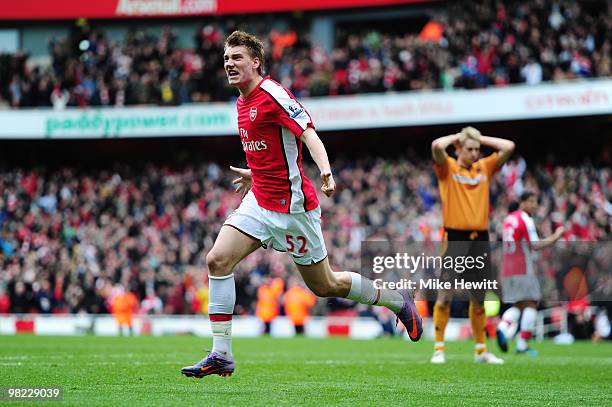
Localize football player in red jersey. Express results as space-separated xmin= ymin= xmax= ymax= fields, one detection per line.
xmin=181 ymin=31 xmax=423 ymax=379
xmin=497 ymin=191 xmax=565 ymax=355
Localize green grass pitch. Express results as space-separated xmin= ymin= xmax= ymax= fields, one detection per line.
xmin=1 ymin=335 xmax=610 ymax=406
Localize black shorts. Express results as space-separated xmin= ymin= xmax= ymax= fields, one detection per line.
xmin=440 ymin=228 xmax=493 ymax=301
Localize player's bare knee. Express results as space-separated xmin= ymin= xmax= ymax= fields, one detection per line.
xmin=206 ymin=251 xmax=232 ymax=277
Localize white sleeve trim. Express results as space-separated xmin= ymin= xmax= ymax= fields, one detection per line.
xmin=521 ymin=211 xmax=539 ymax=243
xmin=260 ymin=79 xmax=311 ymax=131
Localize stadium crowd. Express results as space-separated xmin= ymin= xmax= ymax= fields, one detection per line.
xmin=0 ymin=0 xmax=610 ymax=107
xmin=0 ymin=153 xmax=609 ymax=316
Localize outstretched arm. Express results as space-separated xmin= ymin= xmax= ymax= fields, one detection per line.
xmin=532 ymin=226 xmax=565 ymax=251
xmin=479 ymin=135 xmax=515 ymax=168
xmin=431 ymin=133 xmax=460 ymax=165
xmin=301 ymin=127 xmax=335 ymax=197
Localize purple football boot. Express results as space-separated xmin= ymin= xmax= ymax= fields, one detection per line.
xmin=181 ymin=351 xmax=235 ymax=378
xmin=395 ymin=290 xmax=423 ymax=342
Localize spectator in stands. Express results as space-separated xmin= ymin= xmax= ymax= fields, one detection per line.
xmin=10 ymin=281 xmax=33 ymax=313
xmin=0 ymin=153 xmax=609 ymax=316
xmin=0 ymin=0 xmax=609 ymax=106
xmin=0 ymin=286 xmax=10 ymax=313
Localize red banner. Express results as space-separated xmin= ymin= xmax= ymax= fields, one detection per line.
xmin=0 ymin=0 xmax=432 ymax=20
xmin=218 ymin=0 xmax=431 ymax=15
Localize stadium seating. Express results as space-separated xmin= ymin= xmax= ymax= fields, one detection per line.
xmin=0 ymin=0 xmax=610 ymax=107
xmin=1 ymin=156 xmax=609 ymax=314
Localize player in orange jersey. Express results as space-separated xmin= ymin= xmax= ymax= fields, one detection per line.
xmin=111 ymin=285 xmax=139 ymax=336
xmin=284 ymin=278 xmax=317 ymax=335
xmin=431 ymin=126 xmax=515 ymax=364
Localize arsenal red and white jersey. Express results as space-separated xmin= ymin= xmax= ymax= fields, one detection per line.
xmin=236 ymin=77 xmax=319 ymax=213
xmin=502 ymin=210 xmax=540 ymax=277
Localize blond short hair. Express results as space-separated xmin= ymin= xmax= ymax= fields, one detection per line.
xmin=224 ymin=30 xmax=265 ymax=75
xmin=458 ymin=126 xmax=482 ymax=145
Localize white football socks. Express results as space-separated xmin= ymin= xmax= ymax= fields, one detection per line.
xmin=520 ymin=307 xmax=537 ymax=334
xmin=209 ymin=273 xmax=236 ymax=357
xmin=210 ymin=317 xmax=233 ymax=357
xmin=499 ymin=306 xmax=521 ymax=337
xmin=345 ymin=272 xmax=403 ymax=313
xmin=517 ymin=307 xmax=537 ymax=351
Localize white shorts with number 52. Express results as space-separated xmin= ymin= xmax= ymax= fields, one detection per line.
xmin=223 ymin=191 xmax=327 ymax=265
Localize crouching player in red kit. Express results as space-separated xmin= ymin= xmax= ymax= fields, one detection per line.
xmin=181 ymin=31 xmax=422 ymax=379
xmin=497 ymin=191 xmax=565 ymax=355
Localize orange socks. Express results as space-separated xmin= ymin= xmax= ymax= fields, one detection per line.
xmin=433 ymin=302 xmax=488 ymax=353
xmin=433 ymin=303 xmax=451 ymax=347
xmin=469 ymin=302 xmax=487 ymax=353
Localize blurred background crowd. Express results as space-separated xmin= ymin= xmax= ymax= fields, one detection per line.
xmin=1 ymin=152 xmax=609 ymax=316
xmin=0 ymin=0 xmax=610 ymax=108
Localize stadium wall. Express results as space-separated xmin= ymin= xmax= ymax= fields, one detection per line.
xmin=0 ymin=314 xmax=473 ymax=341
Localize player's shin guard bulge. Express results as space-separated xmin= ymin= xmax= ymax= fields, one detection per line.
xmin=344 ymin=272 xmax=422 ymax=341
xmin=345 ymin=272 xmax=403 ymax=312
xmin=345 ymin=272 xmax=379 ymax=304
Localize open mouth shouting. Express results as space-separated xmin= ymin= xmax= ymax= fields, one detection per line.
xmin=227 ymin=69 xmax=240 ymax=81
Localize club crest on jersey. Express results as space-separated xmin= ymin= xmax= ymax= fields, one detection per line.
xmin=249 ymin=106 xmax=258 ymax=121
